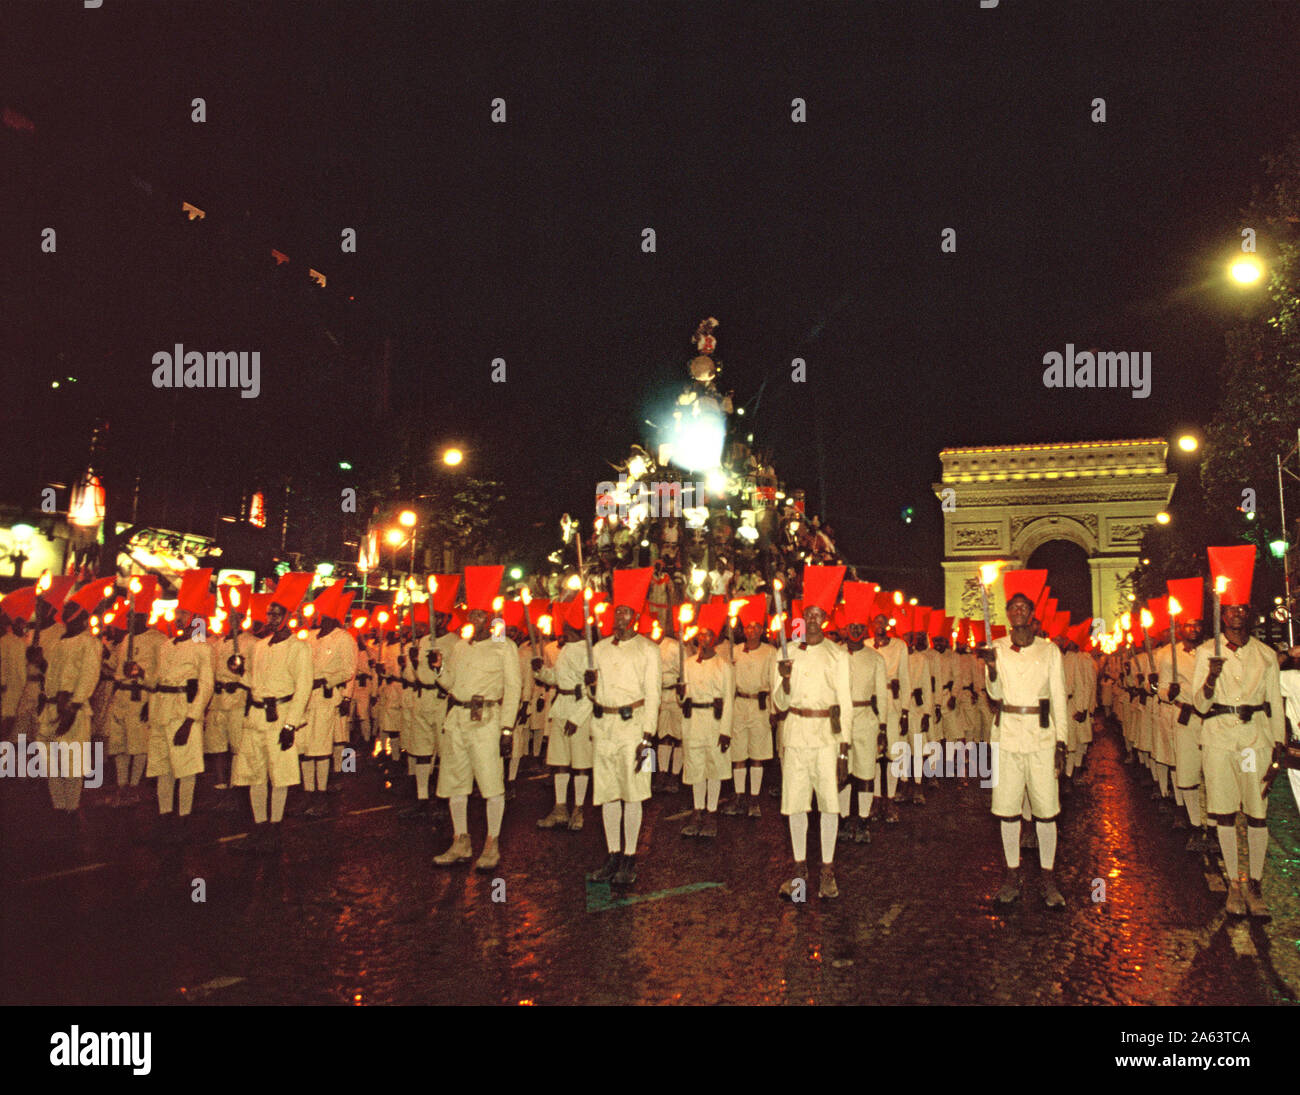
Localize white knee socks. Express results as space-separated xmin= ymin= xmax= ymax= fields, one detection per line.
xmin=157 ymin=774 xmax=175 ymax=814
xmin=450 ymin=794 xmax=469 ymax=836
xmin=750 ymin=765 xmax=764 ymax=795
xmin=705 ymin=778 xmax=720 ymax=812
xmin=789 ymin=811 xmax=808 ymax=861
xmin=1247 ymin=824 xmax=1268 ymax=881
xmin=178 ymin=775 xmax=195 ymax=817
xmin=1036 ymin=821 xmax=1057 ymax=870
xmin=573 ymin=772 xmax=589 ymax=806
xmin=1217 ymin=824 xmax=1238 ymax=879
xmin=693 ymin=782 xmax=706 ymax=810
xmin=602 ymin=802 xmax=621 ymax=852
xmin=250 ymin=783 xmax=268 ymax=824
xmin=820 ymin=812 xmax=838 ymax=864
xmin=270 ymin=785 xmax=287 ymax=823
xmin=554 ymin=771 xmax=570 ymax=806
xmin=622 ymin=800 xmax=642 ymax=853
xmin=486 ymin=794 xmax=504 ymax=839
xmin=1001 ymin=820 xmax=1020 ymax=869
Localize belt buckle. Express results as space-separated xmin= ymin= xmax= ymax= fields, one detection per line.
xmin=618 ymin=704 xmax=633 ymax=721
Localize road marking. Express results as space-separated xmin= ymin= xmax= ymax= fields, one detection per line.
xmin=218 ymin=833 xmax=250 ymax=844
xmin=586 ymin=880 xmax=723 ymax=913
xmin=20 ymin=861 xmax=109 ymax=884
xmin=349 ymin=805 xmax=395 ymax=816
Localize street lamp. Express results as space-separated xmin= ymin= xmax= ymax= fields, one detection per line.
xmin=1177 ymin=434 xmax=1199 ymax=454
xmin=1155 ymin=512 xmax=1171 ymax=525
xmin=1229 ymin=256 xmax=1264 ymax=286
xmin=443 ymin=448 xmax=464 ymax=467
xmin=385 ymin=527 xmax=405 ymax=586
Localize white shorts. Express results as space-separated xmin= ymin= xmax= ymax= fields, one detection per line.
xmin=106 ymin=694 xmax=151 ymax=756
xmin=1174 ymin=716 xmax=1202 ymax=790
xmin=656 ymin=692 xmax=682 ymax=740
xmin=436 ymin=708 xmax=505 ymax=799
xmin=781 ymin=744 xmax=839 ymax=816
xmin=545 ymin=717 xmax=593 ymax=769
xmin=299 ymin=696 xmax=338 ymax=759
xmin=990 ymin=746 xmax=1058 ymax=820
xmin=682 ymin=739 xmax=730 ymax=784
xmin=731 ymin=697 xmax=773 ymax=763
xmin=232 ymin=724 xmax=301 ymax=788
xmin=1201 ymin=716 xmax=1271 ymax=819
xmin=591 ymin=722 xmax=652 ymax=805
xmin=405 ymin=693 xmax=441 ymax=759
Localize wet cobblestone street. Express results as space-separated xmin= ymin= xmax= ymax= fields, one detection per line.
xmin=3 ymin=725 xmax=1298 ymax=1006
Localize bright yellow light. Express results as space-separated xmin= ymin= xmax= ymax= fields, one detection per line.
xmin=678 ymin=604 xmax=693 ymax=624
xmin=979 ymin=562 xmax=1001 ymax=586
xmin=427 ymin=575 xmax=438 ymax=594
xmin=1229 ymin=257 xmax=1263 ymax=285
xmin=129 ymin=578 xmax=142 ymax=594
xmin=386 ymin=528 xmax=404 ymax=546
xmin=593 ymin=602 xmax=608 ymax=615
xmin=893 ymin=590 xmax=903 ymax=605
xmin=1155 ymin=512 xmax=1170 ymax=525
xmin=492 ymin=596 xmax=504 ymax=612
xmin=398 ymin=510 xmax=416 ymax=528
xmin=909 ymin=597 xmax=918 ymax=606
xmin=460 ymin=623 xmax=474 ymax=640
xmin=443 ymin=448 xmax=464 ymax=467
xmin=519 ymin=587 xmax=532 ymax=605
xmin=303 ymin=604 xmax=315 ymax=617
xmin=1177 ymin=435 xmax=1198 ymax=453
xmin=537 ymin=615 xmax=552 ymax=635
xmin=1215 ymin=575 xmax=1229 ymax=595
xmin=1140 ymin=609 xmax=1153 ymax=628
xmin=566 ymin=575 xmax=581 ymax=591
xmin=1168 ymin=596 xmax=1181 ymax=616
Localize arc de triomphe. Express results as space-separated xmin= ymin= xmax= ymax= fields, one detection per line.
xmin=932 ymin=439 xmax=1177 ymax=629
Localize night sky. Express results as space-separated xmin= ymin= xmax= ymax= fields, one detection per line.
xmin=4 ymin=0 xmax=1299 ymax=597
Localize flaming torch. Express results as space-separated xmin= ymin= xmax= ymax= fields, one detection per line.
xmin=677 ymin=602 xmax=693 ymax=680
xmin=772 ymin=577 xmax=790 ymax=661
xmin=978 ymin=562 xmax=1001 ymax=649
xmin=1212 ymin=574 xmax=1228 ymax=658
xmin=125 ymin=577 xmax=146 ymax=697
xmin=227 ymin=584 xmax=246 ymax=674
xmin=1168 ymin=595 xmax=1181 ymax=681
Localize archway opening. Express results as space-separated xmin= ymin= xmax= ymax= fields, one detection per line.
xmin=1026 ymin=539 xmax=1092 ymax=621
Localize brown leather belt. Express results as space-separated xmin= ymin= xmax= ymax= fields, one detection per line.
xmin=852 ymin=700 xmax=873 ymax=707
xmin=1000 ymin=704 xmax=1041 ymax=715
xmin=593 ymin=699 xmax=645 ymax=718
xmin=789 ymin=706 xmax=832 ymax=718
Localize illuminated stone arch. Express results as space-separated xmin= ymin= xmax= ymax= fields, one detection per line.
xmin=933 ymin=439 xmax=1177 ymax=629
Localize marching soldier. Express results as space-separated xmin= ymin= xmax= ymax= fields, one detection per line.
xmin=772 ymin=565 xmax=853 ymax=900
xmin=299 ymin=582 xmax=356 ymax=817
xmin=981 ymin=569 xmax=1069 ymax=908
xmin=1161 ymin=577 xmax=1208 ymax=850
xmin=1192 ymin=546 xmax=1285 ymax=919
xmin=232 ymin=573 xmax=314 ymax=855
xmin=902 ymin=606 xmax=934 ymax=804
xmin=19 ymin=577 xmax=74 ymax=747
xmin=402 ymin=598 xmax=449 ymax=821
xmin=871 ymin=593 xmax=911 ymax=823
xmin=841 ymin=582 xmax=888 ymax=842
xmin=205 ymin=581 xmax=250 ymax=801
xmin=725 ymin=595 xmax=776 ymax=818
xmin=147 ymin=570 xmax=215 ymax=843
xmin=0 ymin=587 xmax=36 ymax=741
xmin=103 ymin=579 xmax=165 ymax=806
xmin=537 ymin=599 xmax=594 ymax=831
xmin=584 ymin=568 xmax=661 ymax=888
xmin=434 ymin=566 xmax=522 ymax=872
xmin=348 ymin=612 xmax=377 ymax=746
xmin=36 ymin=577 xmax=113 ymax=828
xmin=654 ymin=608 xmax=686 ymax=791
xmin=679 ymin=601 xmax=734 ymax=838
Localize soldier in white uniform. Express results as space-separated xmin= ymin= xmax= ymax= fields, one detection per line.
xmin=871 ymin=593 xmax=911 ymax=824
xmin=147 ymin=570 xmax=215 ymax=843
xmin=841 ymin=582 xmax=888 ymax=844
xmin=403 ymin=599 xmax=453 ymax=822
xmin=1192 ymin=546 xmax=1285 ymax=919
xmin=20 ymin=578 xmax=72 ymax=758
xmin=584 ymin=568 xmax=660 ymax=889
xmin=772 ymin=565 xmax=853 ymax=901
xmin=101 ymin=579 xmax=165 ymax=805
xmin=299 ymin=582 xmax=356 ymax=817
xmin=654 ymin=606 xmax=687 ymax=791
xmin=36 ymin=577 xmax=111 ymax=830
xmin=902 ymin=606 xmax=934 ymax=804
xmin=537 ymin=599 xmax=594 ymax=832
xmin=232 ymin=573 xmax=314 ymax=855
xmin=206 ymin=582 xmax=252 ymax=803
xmin=725 ymin=596 xmax=776 ymax=818
xmin=679 ymin=601 xmax=734 ymax=838
xmin=982 ymin=569 xmax=1069 ymax=908
xmin=348 ymin=614 xmax=377 ymax=746
xmin=1161 ymin=578 xmax=1208 ymax=850
xmin=0 ymin=587 xmax=34 ymax=742
xmin=434 ymin=565 xmax=522 ymax=872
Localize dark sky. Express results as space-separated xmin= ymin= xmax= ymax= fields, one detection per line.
xmin=4 ymin=0 xmax=1298 ymax=596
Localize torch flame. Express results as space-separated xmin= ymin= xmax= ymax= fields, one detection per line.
xmin=230 ymin=586 xmax=241 ymax=608
xmin=650 ymin=621 xmax=662 ymax=640
xmin=893 ymin=590 xmax=903 ymax=605
xmin=1214 ymin=575 xmax=1229 ymax=595
xmin=583 ymin=587 xmax=593 ymax=602
xmin=773 ymin=578 xmax=783 ymax=593
xmin=538 ymin=615 xmax=552 ymax=636
xmin=979 ymin=563 xmax=1001 ymax=586
xmin=303 ymin=604 xmax=315 ymax=616
xmin=728 ymin=598 xmax=746 ymax=620
xmin=1168 ymin=596 xmax=1181 ymax=616
xmin=678 ymin=604 xmax=693 ymax=624
xmin=129 ymin=577 xmax=142 ymax=594
xmin=492 ymin=596 xmax=504 ymax=612
xmin=460 ymin=623 xmax=474 ymax=640
xmin=593 ymin=602 xmax=608 ymax=615
xmin=37 ymin=571 xmax=51 ymax=594
xmin=566 ymin=574 xmax=581 ymax=591
xmin=1140 ymin=608 xmax=1153 ymax=629
xmin=519 ymin=587 xmax=531 ymax=605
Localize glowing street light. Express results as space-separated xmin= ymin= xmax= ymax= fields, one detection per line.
xmin=385 ymin=528 xmax=404 ymax=546
xmin=442 ymin=448 xmax=464 ymax=467
xmin=398 ymin=510 xmax=416 ymax=528
xmin=1155 ymin=512 xmax=1171 ymax=525
xmin=1229 ymin=256 xmax=1263 ymax=285
xmin=1177 ymin=434 xmax=1199 ymax=454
